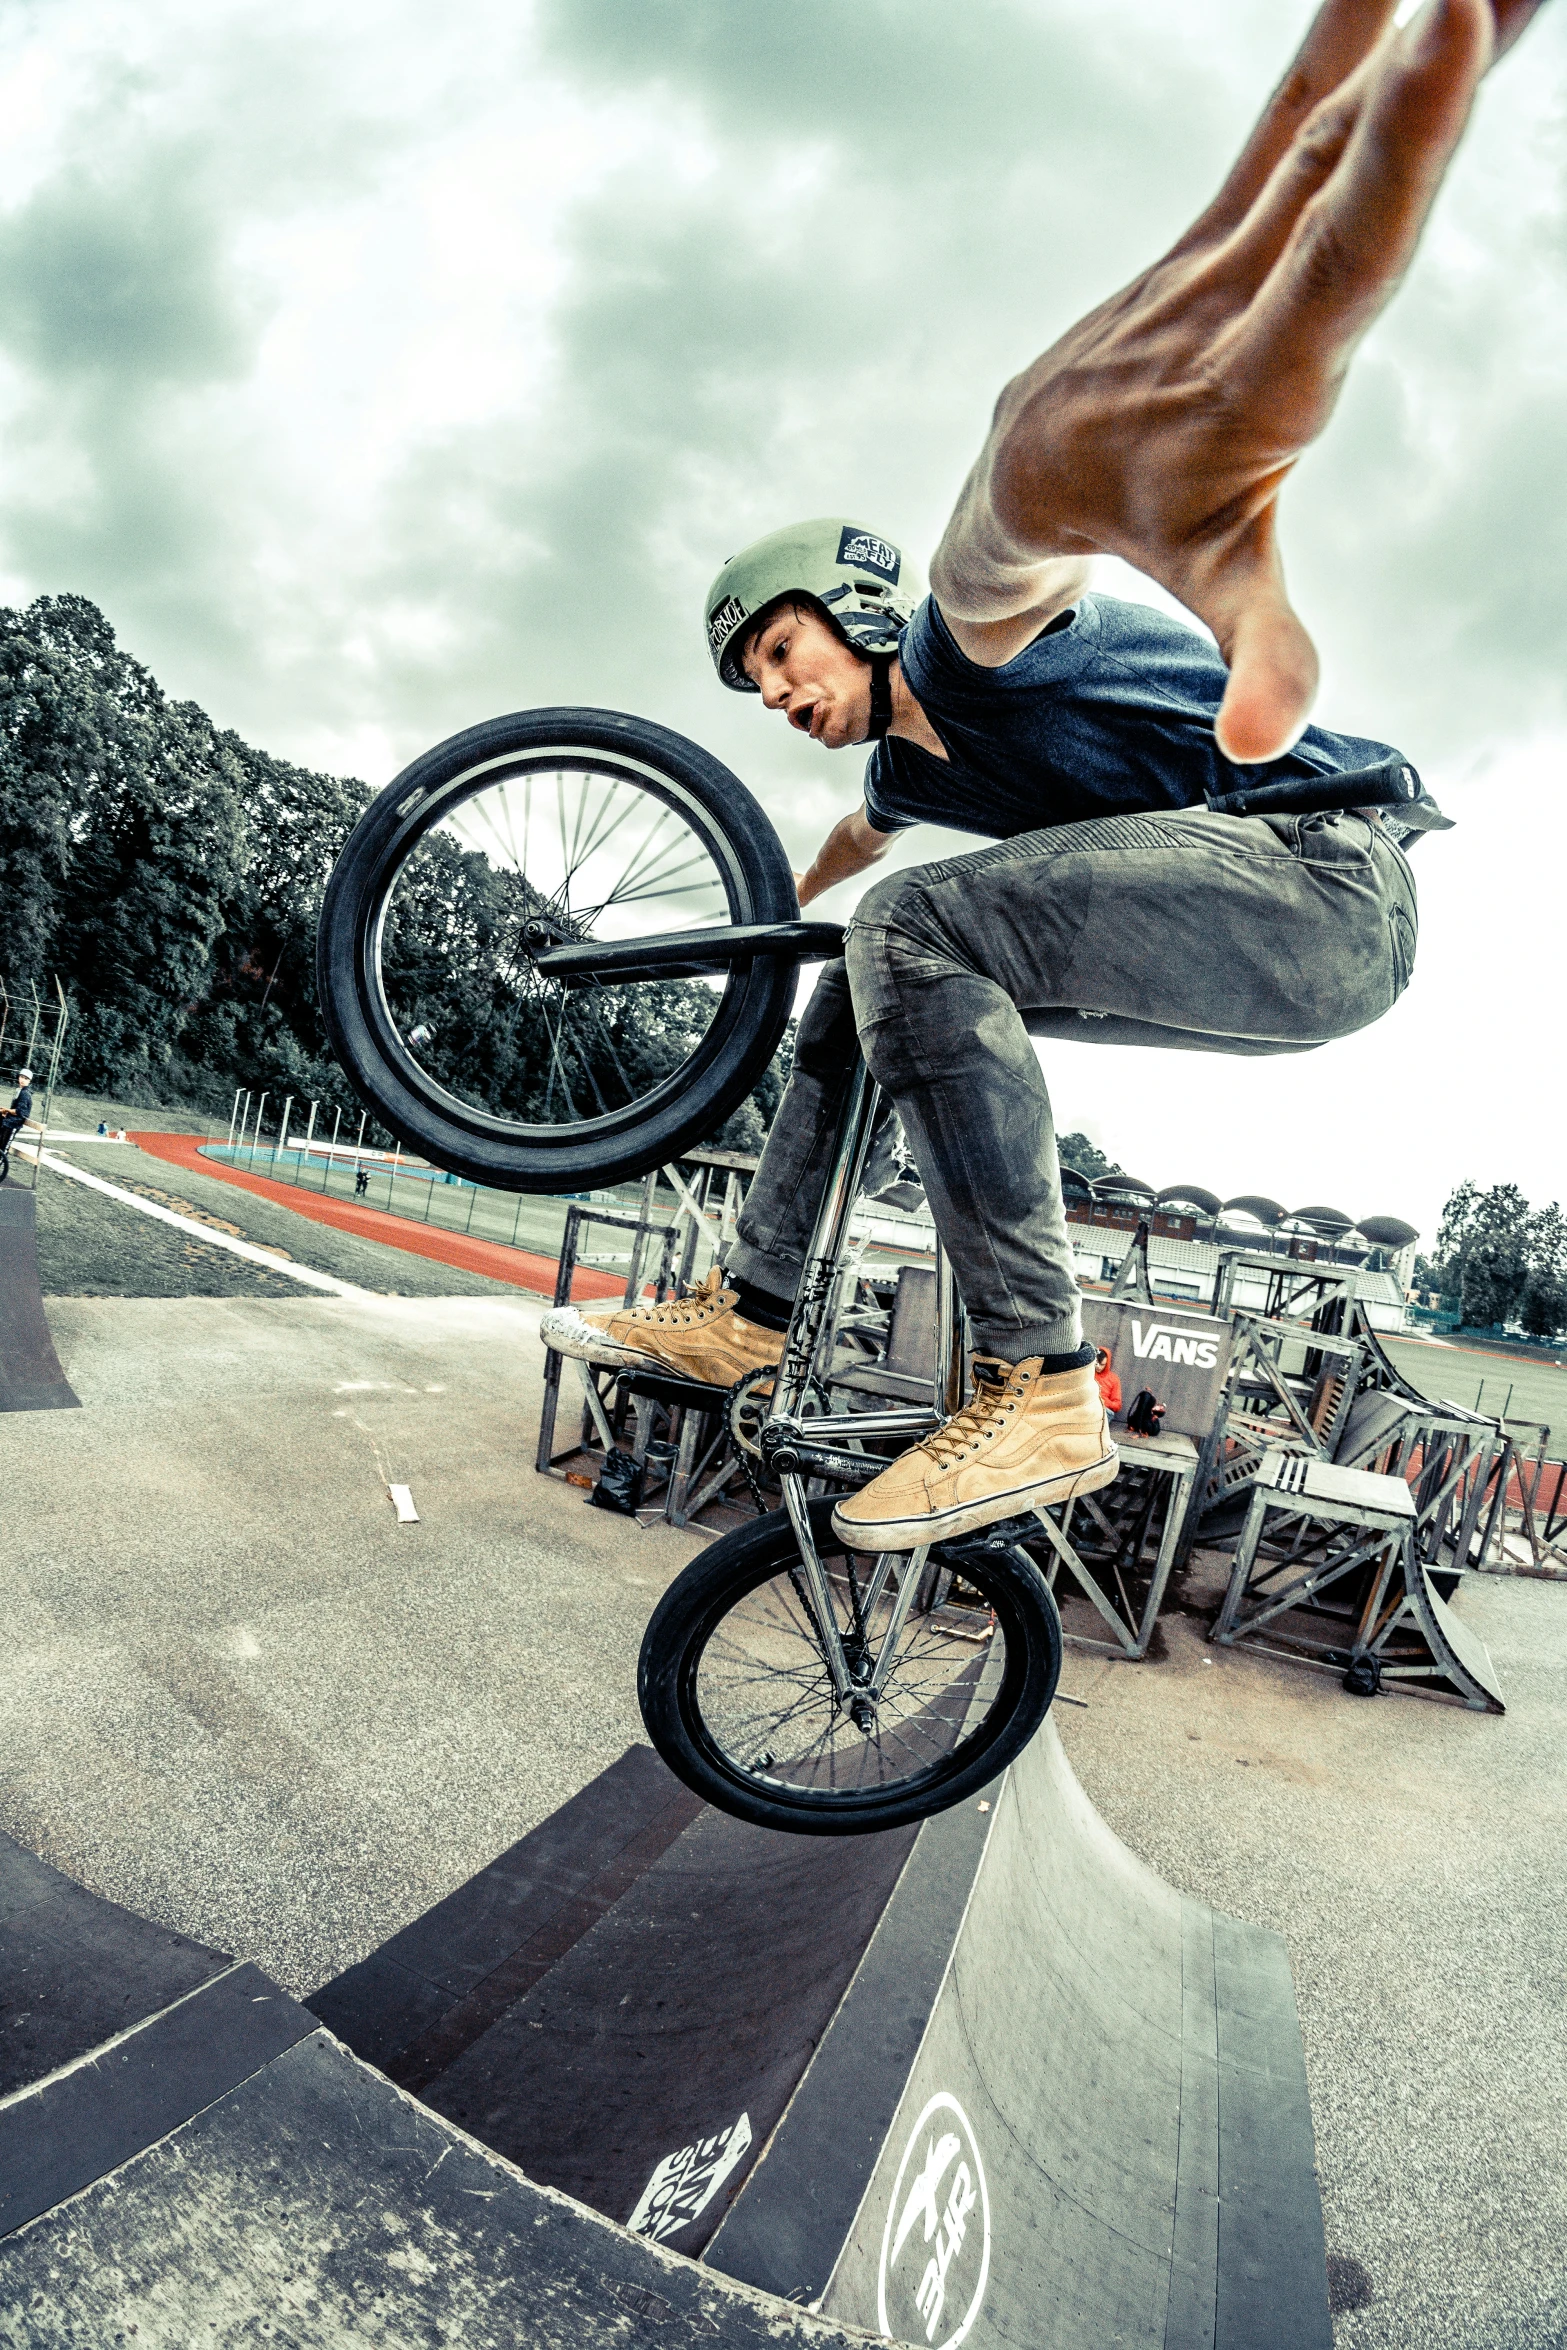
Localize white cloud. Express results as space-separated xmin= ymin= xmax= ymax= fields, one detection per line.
xmin=0 ymin=0 xmax=1562 ymax=1240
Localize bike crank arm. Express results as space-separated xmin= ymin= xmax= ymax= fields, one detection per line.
xmin=768 ymin=1407 xmax=940 ymax=1447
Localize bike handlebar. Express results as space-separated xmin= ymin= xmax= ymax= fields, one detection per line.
xmin=1206 ymin=756 xmax=1421 ymax=821
xmin=534 ymin=920 xmax=846 ymax=986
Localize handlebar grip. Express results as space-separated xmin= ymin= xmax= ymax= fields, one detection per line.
xmin=1207 ymin=757 xmax=1422 ymax=821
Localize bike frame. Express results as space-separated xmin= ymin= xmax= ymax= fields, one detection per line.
xmin=542 ymin=915 xmax=980 ymax=1710
xmin=756 ymin=1051 xmax=968 ymax=1708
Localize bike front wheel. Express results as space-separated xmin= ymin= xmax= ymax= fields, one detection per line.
xmin=638 ymin=1498 xmax=1062 ymax=1835
xmin=316 ymin=707 xmax=800 ymax=1191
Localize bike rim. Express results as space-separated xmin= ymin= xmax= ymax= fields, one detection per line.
xmin=365 ymin=745 xmax=761 ymax=1146
xmin=682 ymin=1539 xmax=1024 ymax=1812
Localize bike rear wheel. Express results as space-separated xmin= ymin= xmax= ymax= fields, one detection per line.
xmin=317 ymin=708 xmax=799 ymax=1190
xmin=638 ymin=1498 xmax=1062 ymax=1835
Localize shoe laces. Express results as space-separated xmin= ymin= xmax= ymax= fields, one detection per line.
xmin=628 ymin=1266 xmax=730 ymax=1329
xmin=920 ymin=1359 xmax=1027 ymax=1468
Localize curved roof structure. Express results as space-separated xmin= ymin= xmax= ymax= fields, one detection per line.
xmin=1157 ymin=1183 xmax=1222 ymax=1216
xmin=1060 ymin=1166 xmax=1095 ymax=1199
xmin=1291 ymin=1204 xmax=1356 ymax=1235
xmin=1220 ymin=1194 xmax=1286 ymax=1227
xmin=1094 ymin=1175 xmax=1155 ymax=1200
xmin=1357 ymin=1214 xmax=1420 ymax=1249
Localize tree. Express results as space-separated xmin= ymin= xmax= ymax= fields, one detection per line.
xmin=1058 ymin=1131 xmax=1124 ymax=1182
xmin=1522 ymin=1202 xmax=1567 ymax=1342
xmin=1 ymin=596 xmax=249 ymax=1095
xmin=0 ymin=591 xmax=795 ymax=1150
xmin=1430 ymin=1177 xmax=1551 ymax=1333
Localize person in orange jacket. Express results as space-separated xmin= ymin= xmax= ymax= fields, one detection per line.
xmin=1093 ymin=1346 xmax=1122 ymax=1421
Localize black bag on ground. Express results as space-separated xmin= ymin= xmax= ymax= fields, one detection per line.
xmin=590 ymin=1447 xmax=644 ymax=1514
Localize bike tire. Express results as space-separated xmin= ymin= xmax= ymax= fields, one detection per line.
xmin=638 ymin=1498 xmax=1062 ymax=1836
xmin=316 ymin=707 xmax=799 ymax=1191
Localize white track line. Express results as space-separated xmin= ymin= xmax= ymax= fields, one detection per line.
xmin=21 ymin=1146 xmax=371 ymax=1299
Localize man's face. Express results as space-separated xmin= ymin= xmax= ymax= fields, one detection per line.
xmin=740 ymin=601 xmax=870 ymax=749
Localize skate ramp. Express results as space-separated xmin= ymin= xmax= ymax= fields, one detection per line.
xmin=0 ymin=1827 xmax=875 ymax=2350
xmin=0 ymin=1188 xmax=78 ymax=1412
xmin=710 ymin=1722 xmax=1330 ymax=2350
xmin=1 ymin=1730 xmax=1330 ymax=2347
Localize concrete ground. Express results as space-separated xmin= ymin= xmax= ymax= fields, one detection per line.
xmin=3 ymin=1279 xmax=1563 ymax=2349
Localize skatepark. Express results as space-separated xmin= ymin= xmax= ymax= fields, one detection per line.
xmin=3 ymin=4 xmax=1565 ymax=2338
xmin=2 ymin=1108 xmax=1564 ymax=2349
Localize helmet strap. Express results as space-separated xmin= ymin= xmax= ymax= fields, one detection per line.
xmin=865 ymin=652 xmax=895 ymax=741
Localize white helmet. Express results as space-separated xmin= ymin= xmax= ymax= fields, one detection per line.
xmin=17 ymin=1069 xmax=33 ymax=1085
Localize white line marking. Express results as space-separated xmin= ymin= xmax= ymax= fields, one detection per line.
xmin=22 ymin=1147 xmax=371 ymax=1298
xmin=389 ymin=1484 xmax=420 ymax=1523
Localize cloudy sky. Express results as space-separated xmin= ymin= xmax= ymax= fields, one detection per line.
xmin=0 ymin=0 xmax=1561 ymax=1241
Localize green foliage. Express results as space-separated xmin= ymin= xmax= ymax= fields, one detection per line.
xmin=0 ymin=593 xmax=791 ymax=1149
xmin=1430 ymin=1178 xmax=1567 ymax=1339
xmin=1057 ymin=1130 xmax=1123 ymax=1182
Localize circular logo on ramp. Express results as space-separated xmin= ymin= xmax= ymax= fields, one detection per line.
xmin=877 ymin=2092 xmax=991 ymax=2350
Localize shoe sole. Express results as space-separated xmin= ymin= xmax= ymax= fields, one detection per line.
xmin=537 ymin=1314 xmax=669 ymax=1374
xmin=539 ymin=1313 xmax=778 ymax=1388
xmin=830 ymin=1447 xmax=1120 ymax=1552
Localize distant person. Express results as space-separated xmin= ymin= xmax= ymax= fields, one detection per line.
xmin=0 ymin=1069 xmax=35 ymax=1157
xmin=1093 ymin=1347 xmax=1122 ymax=1422
xmin=354 ymin=1166 xmax=370 ymax=1196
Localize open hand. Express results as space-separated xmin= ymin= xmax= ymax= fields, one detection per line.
xmin=935 ymin=0 xmax=1546 ymax=761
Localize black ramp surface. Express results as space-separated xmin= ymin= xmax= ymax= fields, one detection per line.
xmin=408 ymin=1790 xmax=917 ymax=2250
xmin=308 ymin=1744 xmax=705 ymax=2078
xmin=713 ymin=1721 xmax=1331 ymax=2350
xmin=0 ymin=1829 xmax=230 ymax=2095
xmin=0 ymin=2028 xmax=881 ymax=2350
xmin=0 ymin=1189 xmax=78 ymax=1412
xmin=0 ymin=1961 xmax=315 ymax=2237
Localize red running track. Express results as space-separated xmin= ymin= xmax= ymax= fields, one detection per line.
xmin=130 ymin=1133 xmax=625 ymax=1302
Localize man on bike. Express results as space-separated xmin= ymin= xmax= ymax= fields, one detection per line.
xmin=545 ymin=0 xmax=1538 ymax=1551
xmin=0 ymin=1070 xmax=35 ymax=1160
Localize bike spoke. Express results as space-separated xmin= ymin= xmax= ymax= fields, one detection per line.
xmin=389 ymin=752 xmax=743 ymax=1133
xmin=694 ymin=1545 xmax=1006 ymax=1798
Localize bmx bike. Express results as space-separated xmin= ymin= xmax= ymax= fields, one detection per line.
xmin=317 ymin=706 xmax=1067 ymax=1836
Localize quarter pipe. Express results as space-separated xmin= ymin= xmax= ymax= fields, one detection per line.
xmin=0 ymin=1188 xmax=78 ymax=1413
xmin=1 ymin=1723 xmax=1331 ymax=2347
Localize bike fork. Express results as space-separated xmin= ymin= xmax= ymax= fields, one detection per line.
xmin=764 ymin=1050 xmax=950 ymax=1715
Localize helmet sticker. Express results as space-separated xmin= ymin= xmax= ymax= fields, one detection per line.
xmin=837 ymin=527 xmax=900 ymax=582
xmin=707 ymin=593 xmax=747 ymax=657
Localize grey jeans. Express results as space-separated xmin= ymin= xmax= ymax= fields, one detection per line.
xmin=727 ymin=807 xmax=1419 ymax=1360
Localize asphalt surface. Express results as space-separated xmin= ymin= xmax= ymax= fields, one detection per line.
xmin=3 ymin=1292 xmax=698 ymax=1995
xmin=3 ymin=1254 xmax=1563 ymax=2347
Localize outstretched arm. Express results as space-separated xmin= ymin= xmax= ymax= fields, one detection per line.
xmin=931 ymin=0 xmax=1549 ymax=749
xmin=795 ymin=807 xmax=895 ymax=907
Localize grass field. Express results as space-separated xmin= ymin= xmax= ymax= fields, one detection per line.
xmin=1380 ymin=1333 xmax=1566 ymax=1454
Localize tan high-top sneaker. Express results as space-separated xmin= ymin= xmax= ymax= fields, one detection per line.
xmin=831 ymin=1356 xmax=1117 ymax=1549
xmin=539 ymin=1266 xmax=783 ymax=1388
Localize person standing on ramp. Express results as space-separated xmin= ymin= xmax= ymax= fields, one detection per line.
xmin=544 ymin=0 xmax=1543 ymax=1551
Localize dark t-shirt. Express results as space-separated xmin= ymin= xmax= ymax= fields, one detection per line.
xmin=6 ymin=1088 xmax=30 ymax=1122
xmin=862 ymin=592 xmax=1399 ymax=839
